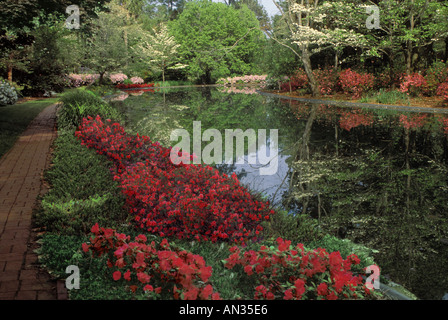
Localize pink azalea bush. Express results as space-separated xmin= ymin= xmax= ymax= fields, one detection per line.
xmin=218 ymin=75 xmax=267 ymax=87
xmin=68 ymin=74 xmax=100 ymax=87
xmin=130 ymin=76 xmax=145 ymax=84
xmin=109 ymin=73 xmax=128 ymax=84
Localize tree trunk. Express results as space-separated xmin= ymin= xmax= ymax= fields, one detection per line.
xmin=445 ymin=36 xmax=448 ymax=62
xmin=301 ymin=45 xmax=318 ymax=96
xmin=406 ymin=0 xmax=415 ymax=75
xmin=99 ymin=72 xmax=105 ymax=85
xmin=7 ymin=65 xmax=13 ymax=82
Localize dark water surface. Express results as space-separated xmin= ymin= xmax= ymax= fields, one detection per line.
xmin=109 ymin=86 xmax=448 ymax=300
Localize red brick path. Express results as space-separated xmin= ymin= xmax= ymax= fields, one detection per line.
xmin=0 ymin=103 xmax=62 ymax=300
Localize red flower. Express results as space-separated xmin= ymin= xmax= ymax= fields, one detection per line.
xmin=283 ymin=289 xmax=294 ymax=300
xmin=200 ymin=284 xmax=214 ymax=300
xmin=113 ymin=271 xmax=121 ymax=281
xmin=317 ymin=283 xmax=328 ymax=296
xmin=91 ymin=223 xmax=100 ymax=234
xmin=82 ymin=243 xmax=89 ymax=253
xmin=327 ymin=291 xmax=338 ymax=300
xmin=294 ymin=278 xmax=305 ymax=298
xmin=143 ymin=284 xmax=153 ymax=292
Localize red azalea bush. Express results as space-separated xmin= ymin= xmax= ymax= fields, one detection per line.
xmin=223 ymin=237 xmax=374 ymax=300
xmin=436 ymin=82 xmax=448 ymax=102
xmin=75 ymin=116 xmax=275 ymax=244
xmin=339 ymin=69 xmax=375 ymax=99
xmin=280 ymin=69 xmax=309 ymax=92
xmin=313 ymin=67 xmax=339 ymax=96
xmin=75 ymin=116 xmax=175 ymax=173
xmin=119 ymin=162 xmax=272 ymax=243
xmin=399 ymin=73 xmax=427 ymax=97
xmin=82 ymin=224 xmax=221 ymax=300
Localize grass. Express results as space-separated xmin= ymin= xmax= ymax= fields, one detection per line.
xmin=359 ymin=89 xmax=411 ymax=105
xmin=0 ymin=97 xmax=59 ymax=159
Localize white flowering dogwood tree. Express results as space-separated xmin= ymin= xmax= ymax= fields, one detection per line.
xmin=268 ymin=0 xmax=368 ymax=96
xmin=134 ymin=23 xmax=187 ymax=85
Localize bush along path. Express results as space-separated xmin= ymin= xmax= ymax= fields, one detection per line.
xmin=0 ymin=103 xmax=61 ymax=300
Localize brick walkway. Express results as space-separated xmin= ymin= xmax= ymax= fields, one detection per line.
xmin=0 ymin=103 xmax=62 ymax=300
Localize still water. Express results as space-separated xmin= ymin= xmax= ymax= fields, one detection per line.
xmin=109 ymin=86 xmax=448 ymax=300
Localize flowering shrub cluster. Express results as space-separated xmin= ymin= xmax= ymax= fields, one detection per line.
xmin=313 ymin=68 xmax=340 ymax=96
xmin=68 ymin=74 xmax=100 ymax=87
xmin=75 ymin=116 xmax=275 ymax=244
xmin=130 ymin=76 xmax=145 ymax=84
xmin=109 ymin=73 xmax=128 ymax=84
xmin=339 ymin=69 xmax=374 ymax=99
xmin=218 ymin=75 xmax=267 ymax=87
xmin=278 ymin=68 xmax=374 ymax=98
xmin=67 ymin=73 xmax=146 ymax=87
xmin=398 ymin=73 xmax=427 ymax=97
xmin=82 ymin=224 xmax=221 ymax=300
xmin=436 ymin=82 xmax=448 ymax=102
xmin=223 ymin=237 xmax=374 ymax=300
xmin=280 ymin=70 xmax=308 ymax=92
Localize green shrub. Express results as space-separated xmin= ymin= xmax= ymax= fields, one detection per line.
xmin=57 ymin=88 xmax=121 ymax=129
xmin=36 ymin=131 xmax=129 ymax=235
xmin=0 ymin=80 xmax=18 ymax=106
xmin=262 ymin=209 xmax=324 ymax=244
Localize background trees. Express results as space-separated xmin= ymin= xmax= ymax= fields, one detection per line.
xmin=2 ymin=0 xmax=448 ymax=95
xmin=170 ymin=0 xmax=264 ymax=84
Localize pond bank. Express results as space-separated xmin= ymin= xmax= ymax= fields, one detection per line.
xmin=259 ymin=90 xmax=448 ymax=114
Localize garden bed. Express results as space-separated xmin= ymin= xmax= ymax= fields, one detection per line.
xmin=34 ymin=89 xmax=397 ymax=301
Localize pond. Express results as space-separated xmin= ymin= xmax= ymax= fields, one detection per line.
xmin=108 ymin=86 xmax=448 ymax=300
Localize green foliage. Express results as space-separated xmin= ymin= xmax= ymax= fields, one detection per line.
xmin=262 ymin=209 xmax=324 ymax=245
xmin=36 ymin=131 xmax=129 ymax=235
xmin=82 ymin=8 xmax=128 ymax=83
xmin=57 ymin=88 xmax=121 ymax=129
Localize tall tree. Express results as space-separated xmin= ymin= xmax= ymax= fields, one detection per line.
xmin=369 ymin=0 xmax=448 ymax=75
xmin=134 ymin=23 xmax=186 ymax=84
xmin=83 ymin=7 xmax=128 ymax=84
xmin=170 ymin=0 xmax=263 ymax=84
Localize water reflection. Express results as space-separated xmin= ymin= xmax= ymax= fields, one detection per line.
xmin=110 ymin=87 xmax=448 ymax=300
